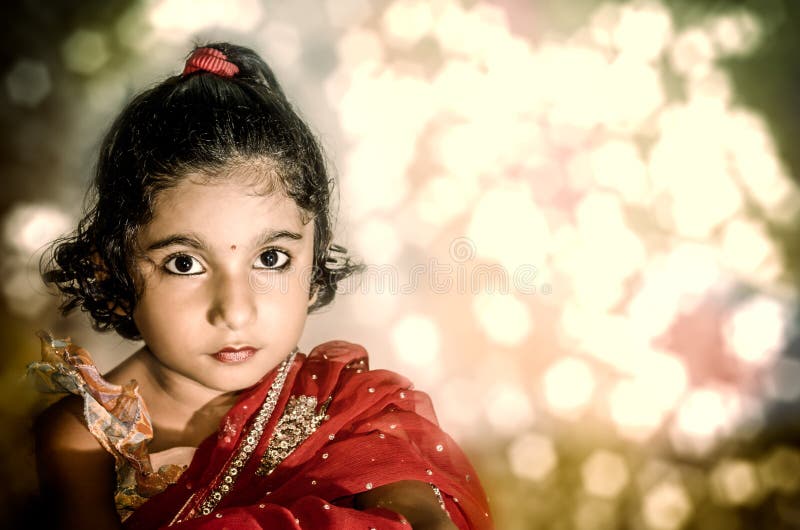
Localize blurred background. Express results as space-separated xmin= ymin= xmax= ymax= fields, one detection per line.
xmin=3 ymin=0 xmax=800 ymax=528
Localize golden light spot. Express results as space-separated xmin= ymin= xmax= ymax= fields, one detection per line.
xmin=707 ymin=10 xmax=762 ymax=57
xmin=669 ymin=28 xmax=715 ymax=78
xmin=721 ymin=295 xmax=788 ymax=367
xmin=391 ymin=313 xmax=441 ymax=368
xmin=642 ymin=481 xmax=692 ymax=530
xmin=353 ymin=217 xmax=402 ymax=266
xmin=485 ymin=382 xmax=534 ymax=435
xmin=759 ymin=446 xmax=800 ymax=494
xmin=381 ymin=0 xmax=434 ymax=47
xmin=62 ymin=30 xmax=110 ymax=75
xmin=609 ymin=379 xmax=667 ymax=442
xmin=542 ymin=357 xmax=596 ymax=419
xmin=612 ymin=1 xmax=673 ymax=62
xmin=582 ymin=450 xmax=630 ymax=499
xmin=710 ymin=459 xmax=760 ymax=506
xmin=148 ymin=0 xmax=263 ymax=35
xmin=3 ymin=203 xmax=72 ymax=255
xmin=472 ymin=292 xmax=533 ymax=348
xmin=507 ymin=432 xmax=557 ymax=482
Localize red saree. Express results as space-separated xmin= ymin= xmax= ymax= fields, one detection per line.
xmin=104 ymin=340 xmax=493 ymax=529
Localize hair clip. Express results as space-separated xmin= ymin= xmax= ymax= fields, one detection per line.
xmin=324 ymin=244 xmax=350 ymax=271
xmin=182 ymin=47 xmax=239 ymax=78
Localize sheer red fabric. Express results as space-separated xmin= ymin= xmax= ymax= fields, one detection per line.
xmin=124 ymin=341 xmax=493 ymax=529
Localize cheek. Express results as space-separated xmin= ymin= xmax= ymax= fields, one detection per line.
xmin=294 ymin=265 xmax=315 ymax=295
xmin=254 ymin=273 xmax=312 ymax=323
xmin=256 ymin=275 xmax=310 ymax=311
xmin=250 ymin=268 xmax=313 ymax=299
xmin=133 ymin=298 xmax=173 ymax=339
xmin=133 ymin=280 xmax=201 ymax=336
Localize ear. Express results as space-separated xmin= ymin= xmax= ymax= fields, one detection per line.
xmin=308 ymin=286 xmax=319 ymax=308
xmin=109 ymin=301 xmax=129 ymax=317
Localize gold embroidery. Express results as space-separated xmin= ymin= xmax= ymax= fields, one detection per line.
xmin=256 ymin=395 xmax=330 ymax=476
xmin=194 ymin=350 xmax=297 ymax=518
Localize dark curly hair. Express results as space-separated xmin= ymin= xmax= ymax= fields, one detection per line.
xmin=41 ymin=42 xmax=362 ymax=340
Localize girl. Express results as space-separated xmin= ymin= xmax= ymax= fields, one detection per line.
xmin=29 ymin=43 xmax=492 ymax=529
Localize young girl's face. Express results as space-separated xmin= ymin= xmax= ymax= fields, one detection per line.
xmin=132 ymin=167 xmax=316 ymax=393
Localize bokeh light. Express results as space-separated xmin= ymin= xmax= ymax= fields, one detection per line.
xmin=471 ymin=292 xmax=533 ymax=348
xmin=507 ymin=432 xmax=558 ymax=482
xmin=5 ymin=60 xmax=51 ymax=108
xmin=390 ymin=313 xmax=441 ymax=369
xmin=3 ymin=203 xmax=72 ymax=256
xmin=707 ymin=10 xmax=762 ymax=56
xmin=61 ymin=29 xmax=110 ymax=75
xmin=671 ymin=388 xmax=731 ymax=456
xmin=353 ymin=217 xmax=403 ymax=266
xmin=581 ymin=449 xmax=630 ymax=499
xmin=710 ymin=459 xmax=761 ymax=506
xmin=380 ymin=0 xmax=434 ymax=48
xmin=149 ymin=0 xmax=263 ymax=36
xmin=722 ymin=294 xmax=790 ymax=367
xmin=484 ymin=382 xmax=534 ymax=436
xmin=612 ymin=1 xmax=673 ymax=62
xmin=257 ymin=22 xmax=302 ymax=69
xmin=759 ymin=446 xmax=800 ymax=495
xmin=466 ymin=189 xmax=549 ymax=270
xmin=542 ymin=356 xmax=596 ymax=419
xmin=642 ymin=480 xmax=693 ymax=530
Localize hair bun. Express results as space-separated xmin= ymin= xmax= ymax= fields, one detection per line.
xmin=195 ymin=42 xmax=287 ymax=98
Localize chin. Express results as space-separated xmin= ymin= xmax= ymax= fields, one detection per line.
xmin=206 ymin=374 xmax=263 ymax=393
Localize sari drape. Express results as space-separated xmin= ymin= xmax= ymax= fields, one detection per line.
xmin=30 ymin=335 xmax=493 ymax=529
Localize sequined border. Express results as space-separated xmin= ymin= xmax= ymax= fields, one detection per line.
xmin=196 ymin=350 xmax=297 ymax=517
xmin=256 ymin=394 xmax=330 ymax=476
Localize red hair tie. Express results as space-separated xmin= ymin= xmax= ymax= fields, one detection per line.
xmin=182 ymin=47 xmax=239 ymax=78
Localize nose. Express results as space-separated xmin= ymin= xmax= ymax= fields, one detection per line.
xmin=207 ymin=269 xmax=257 ymax=330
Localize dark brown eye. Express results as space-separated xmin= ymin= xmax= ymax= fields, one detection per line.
xmin=164 ymin=255 xmax=203 ymax=275
xmin=174 ymin=256 xmax=193 ymax=272
xmin=256 ymin=249 xmax=289 ymax=269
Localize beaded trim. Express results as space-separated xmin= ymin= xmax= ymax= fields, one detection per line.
xmin=256 ymin=394 xmax=330 ymax=476
xmin=196 ymin=349 xmax=298 ymax=517
xmin=431 ymin=484 xmax=447 ymax=512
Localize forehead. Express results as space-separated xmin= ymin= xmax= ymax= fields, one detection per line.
xmin=141 ymin=171 xmax=312 ymax=242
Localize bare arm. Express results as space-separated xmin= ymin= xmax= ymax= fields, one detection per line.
xmin=35 ymin=395 xmax=123 ymax=530
xmin=354 ymin=480 xmax=458 ymax=530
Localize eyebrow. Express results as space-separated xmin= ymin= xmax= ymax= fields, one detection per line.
xmin=144 ymin=229 xmax=304 ymax=252
xmin=255 ymin=229 xmax=304 ymax=247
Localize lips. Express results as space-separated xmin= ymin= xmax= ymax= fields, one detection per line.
xmin=213 ymin=346 xmax=257 ymax=363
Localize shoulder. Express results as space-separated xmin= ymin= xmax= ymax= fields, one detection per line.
xmin=35 ymin=394 xmax=102 ymax=452
xmin=306 ymin=340 xmax=369 ymax=365
xmin=34 ymin=393 xmax=115 ymax=486
xmin=303 ymin=340 xmax=414 ymax=386
xmin=299 ymin=340 xmax=435 ymax=416
xmin=298 ymin=340 xmax=371 ymax=396
xmin=34 ymin=394 xmax=117 ymax=495
xmin=35 ymin=395 xmax=121 ymax=528
xmin=302 ymin=340 xmax=373 ymax=381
